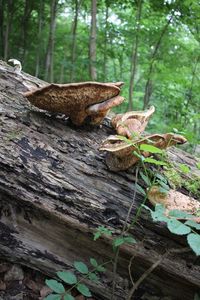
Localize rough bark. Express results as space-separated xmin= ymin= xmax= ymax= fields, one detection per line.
xmin=0 ymin=61 xmax=200 ymax=300
xmin=89 ymin=0 xmax=97 ymax=80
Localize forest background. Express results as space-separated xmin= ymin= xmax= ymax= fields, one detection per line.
xmin=0 ymin=0 xmax=199 ymax=151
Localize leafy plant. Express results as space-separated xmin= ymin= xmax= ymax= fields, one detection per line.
xmin=44 ymin=259 xmax=107 ymax=300
xmin=143 ymin=204 xmax=200 ymax=256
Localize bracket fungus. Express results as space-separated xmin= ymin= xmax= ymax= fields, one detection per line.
xmin=111 ymin=106 xmax=155 ymax=138
xmin=24 ymin=82 xmax=124 ymax=126
xmin=148 ymin=186 xmax=200 ymax=223
xmin=99 ymin=133 xmax=187 ymax=171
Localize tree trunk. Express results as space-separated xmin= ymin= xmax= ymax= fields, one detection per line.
xmin=143 ymin=10 xmax=175 ymax=109
xmin=45 ymin=0 xmax=57 ymax=82
xmin=0 ymin=60 xmax=200 ymax=300
xmin=35 ymin=0 xmax=44 ymax=78
xmin=0 ymin=0 xmax=4 ymax=58
xmin=70 ymin=0 xmax=82 ymax=82
xmin=103 ymin=3 xmax=109 ymax=81
xmin=89 ymin=0 xmax=97 ymax=80
xmin=21 ymin=0 xmax=33 ymax=66
xmin=4 ymin=0 xmax=14 ymax=61
xmin=128 ymin=0 xmax=142 ymax=111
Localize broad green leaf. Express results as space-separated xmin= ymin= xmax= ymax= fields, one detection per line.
xmin=168 ymin=210 xmax=192 ymax=219
xmin=185 ymin=220 xmax=200 ymax=230
xmin=179 ymin=164 xmax=190 ymax=174
xmin=64 ymin=294 xmax=75 ymax=300
xmin=144 ymin=157 xmax=168 ymax=166
xmin=56 ymin=271 xmax=77 ymax=285
xmin=135 ymin=183 xmax=146 ymax=196
xmin=90 ymin=258 xmax=98 ymax=268
xmin=167 ymin=219 xmax=191 ymax=235
xmin=187 ymin=233 xmax=200 ymax=256
xmin=88 ymin=272 xmax=99 ymax=282
xmin=140 ymin=144 xmax=163 ymax=154
xmin=77 ymin=283 xmax=92 ymax=297
xmin=44 ymin=294 xmax=62 ymax=300
xmin=113 ymin=237 xmax=125 ymax=247
xmin=123 ymin=236 xmax=137 ymax=244
xmin=96 ymin=265 xmax=106 ymax=272
xmin=139 ymin=171 xmax=151 ymax=186
xmin=45 ymin=280 xmax=65 ymax=294
xmin=74 ymin=261 xmax=88 ymax=274
xmin=151 ymin=204 xmax=168 ymax=222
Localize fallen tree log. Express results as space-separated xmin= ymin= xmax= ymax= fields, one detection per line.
xmin=0 ymin=60 xmax=199 ymax=300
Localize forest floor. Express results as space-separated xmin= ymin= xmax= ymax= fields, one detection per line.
xmin=0 ymin=259 xmax=173 ymax=300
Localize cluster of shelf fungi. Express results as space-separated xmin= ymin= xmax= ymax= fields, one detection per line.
xmin=0 ymin=60 xmax=199 ymax=299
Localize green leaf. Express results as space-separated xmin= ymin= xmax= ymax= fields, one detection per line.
xmin=96 ymin=265 xmax=106 ymax=272
xmin=113 ymin=237 xmax=125 ymax=247
xmin=151 ymin=204 xmax=169 ymax=222
xmin=90 ymin=258 xmax=98 ymax=268
xmin=144 ymin=157 xmax=168 ymax=166
xmin=74 ymin=261 xmax=88 ymax=274
xmin=167 ymin=219 xmax=191 ymax=235
xmin=140 ymin=144 xmax=163 ymax=154
xmin=123 ymin=236 xmax=137 ymax=244
xmin=179 ymin=164 xmax=190 ymax=174
xmin=157 ymin=180 xmax=170 ymax=191
xmin=93 ymin=231 xmax=101 ymax=241
xmin=158 ymin=187 xmax=169 ymax=195
xmin=168 ymin=210 xmax=192 ymax=219
xmin=139 ymin=171 xmax=151 ymax=186
xmin=44 ymin=295 xmax=62 ymax=300
xmin=155 ymin=173 xmax=168 ymax=183
xmin=187 ymin=233 xmax=200 ymax=255
xmin=88 ymin=272 xmax=99 ymax=282
xmin=77 ymin=283 xmax=92 ymax=297
xmin=185 ymin=220 xmax=200 ymax=230
xmin=64 ymin=294 xmax=75 ymax=300
xmin=56 ymin=271 xmax=77 ymax=285
xmin=196 ymin=162 xmax=200 ymax=170
xmin=45 ymin=280 xmax=65 ymax=294
xmin=93 ymin=226 xmax=113 ymax=241
xmin=135 ymin=183 xmax=146 ymax=196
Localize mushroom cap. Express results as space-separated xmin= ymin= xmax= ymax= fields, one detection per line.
xmin=24 ymin=82 xmax=124 ymax=125
xmin=111 ymin=106 xmax=155 ymax=138
xmin=148 ymin=186 xmax=200 ymax=222
xmin=100 ymin=133 xmax=187 ymax=171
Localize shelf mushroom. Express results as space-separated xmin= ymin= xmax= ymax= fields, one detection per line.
xmin=24 ymin=82 xmax=124 ymax=126
xmin=111 ymin=106 xmax=155 ymax=138
xmin=99 ymin=133 xmax=187 ymax=171
xmin=147 ymin=186 xmax=200 ymax=223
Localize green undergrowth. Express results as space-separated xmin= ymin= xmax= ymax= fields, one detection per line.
xmin=163 ymin=161 xmax=200 ymax=199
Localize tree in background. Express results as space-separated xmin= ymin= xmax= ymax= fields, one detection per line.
xmin=0 ymin=0 xmax=199 ymax=148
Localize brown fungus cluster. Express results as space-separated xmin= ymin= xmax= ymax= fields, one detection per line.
xmin=99 ymin=106 xmax=187 ymax=171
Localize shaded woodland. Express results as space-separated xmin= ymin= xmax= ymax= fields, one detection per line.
xmin=0 ymin=0 xmax=199 ymax=148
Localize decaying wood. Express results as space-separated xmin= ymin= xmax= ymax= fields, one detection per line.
xmin=0 ymin=60 xmax=200 ymax=300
